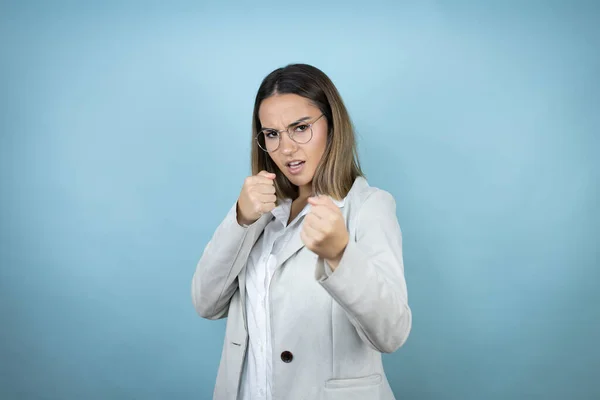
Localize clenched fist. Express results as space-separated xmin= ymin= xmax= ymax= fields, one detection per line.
xmin=236 ymin=170 xmax=277 ymax=226
xmin=301 ymin=195 xmax=349 ymax=270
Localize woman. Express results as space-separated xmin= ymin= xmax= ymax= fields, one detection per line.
xmin=192 ymin=64 xmax=411 ymax=400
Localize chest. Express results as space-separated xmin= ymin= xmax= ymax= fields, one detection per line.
xmin=243 ymin=218 xmax=335 ymax=318
xmin=245 ymin=218 xmax=313 ymax=299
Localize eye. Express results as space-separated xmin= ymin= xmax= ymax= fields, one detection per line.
xmin=262 ymin=130 xmax=279 ymax=139
xmin=294 ymin=124 xmax=310 ymax=132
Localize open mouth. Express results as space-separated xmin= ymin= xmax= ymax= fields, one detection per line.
xmin=286 ymin=160 xmax=305 ymax=174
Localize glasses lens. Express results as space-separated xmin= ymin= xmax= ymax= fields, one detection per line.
xmin=257 ymin=130 xmax=279 ymax=152
xmin=289 ymin=124 xmax=312 ymax=144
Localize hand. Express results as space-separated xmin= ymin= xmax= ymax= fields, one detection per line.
xmin=236 ymin=170 xmax=277 ymax=226
xmin=301 ymin=195 xmax=349 ymax=270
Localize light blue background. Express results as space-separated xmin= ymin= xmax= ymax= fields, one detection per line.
xmin=1 ymin=1 xmax=598 ymax=399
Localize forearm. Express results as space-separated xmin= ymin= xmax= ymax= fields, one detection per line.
xmin=316 ymin=190 xmax=412 ymax=353
xmin=317 ymin=240 xmax=411 ymax=353
xmin=191 ymin=204 xmax=250 ymax=319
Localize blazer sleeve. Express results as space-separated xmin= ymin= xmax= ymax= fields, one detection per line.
xmin=191 ymin=203 xmax=251 ymax=320
xmin=315 ymin=190 xmax=412 ymax=353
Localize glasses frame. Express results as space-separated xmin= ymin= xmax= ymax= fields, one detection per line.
xmin=255 ymin=114 xmax=325 ymax=153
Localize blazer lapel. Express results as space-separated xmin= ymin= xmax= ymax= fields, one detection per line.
xmin=275 ymin=227 xmax=306 ymax=269
xmin=275 ymin=195 xmax=347 ymax=269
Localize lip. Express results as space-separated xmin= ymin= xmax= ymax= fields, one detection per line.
xmin=286 ymin=160 xmax=305 ymax=166
xmin=286 ymin=160 xmax=305 ymax=175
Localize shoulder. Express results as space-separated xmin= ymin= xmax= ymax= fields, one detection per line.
xmin=345 ymin=177 xmax=397 ymax=221
xmin=344 ymin=177 xmax=401 ymax=243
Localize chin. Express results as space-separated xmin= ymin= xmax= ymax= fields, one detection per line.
xmin=284 ymin=172 xmax=313 ymax=188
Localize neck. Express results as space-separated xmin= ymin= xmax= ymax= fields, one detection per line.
xmin=298 ymin=184 xmax=313 ymax=201
xmin=287 ymin=185 xmax=312 ymax=226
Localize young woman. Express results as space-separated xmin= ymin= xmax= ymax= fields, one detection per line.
xmin=192 ymin=64 xmax=411 ymax=400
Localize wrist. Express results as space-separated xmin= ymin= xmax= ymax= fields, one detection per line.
xmin=235 ymin=203 xmax=255 ymax=226
xmin=326 ymin=237 xmax=349 ymax=271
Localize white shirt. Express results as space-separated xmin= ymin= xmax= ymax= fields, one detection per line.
xmin=238 ymin=198 xmax=307 ymax=400
xmin=237 ymin=196 xmax=343 ymax=400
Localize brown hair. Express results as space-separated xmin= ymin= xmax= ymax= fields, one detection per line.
xmin=251 ymin=64 xmax=364 ymax=201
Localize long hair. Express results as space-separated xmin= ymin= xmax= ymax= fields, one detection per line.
xmin=251 ymin=64 xmax=363 ymax=201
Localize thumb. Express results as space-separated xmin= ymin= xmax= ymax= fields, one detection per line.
xmin=308 ymin=195 xmax=337 ymax=209
xmin=308 ymin=195 xmax=329 ymax=204
xmin=258 ymin=170 xmax=276 ymax=179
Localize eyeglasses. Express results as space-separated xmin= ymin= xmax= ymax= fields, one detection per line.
xmin=256 ymin=114 xmax=324 ymax=153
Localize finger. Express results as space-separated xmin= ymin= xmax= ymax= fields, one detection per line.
xmin=252 ymin=176 xmax=277 ymax=186
xmin=304 ymin=213 xmax=328 ymax=232
xmin=302 ymin=221 xmax=324 ymax=242
xmin=258 ymin=194 xmax=277 ymax=204
xmin=308 ymin=196 xmax=339 ymax=213
xmin=257 ymin=170 xmax=276 ymax=179
xmin=255 ymin=183 xmax=276 ymax=194
xmin=308 ymin=195 xmax=336 ymax=207
xmin=308 ymin=204 xmax=333 ymax=220
xmin=259 ymin=200 xmax=276 ymax=214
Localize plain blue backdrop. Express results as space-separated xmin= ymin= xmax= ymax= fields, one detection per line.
xmin=1 ymin=1 xmax=598 ymax=399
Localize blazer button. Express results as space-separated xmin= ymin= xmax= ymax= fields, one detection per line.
xmin=280 ymin=351 xmax=293 ymax=363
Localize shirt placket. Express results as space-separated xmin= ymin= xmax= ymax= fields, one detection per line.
xmin=264 ymin=227 xmax=283 ymax=400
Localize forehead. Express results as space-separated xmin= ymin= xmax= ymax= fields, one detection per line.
xmin=258 ymin=94 xmax=319 ymax=127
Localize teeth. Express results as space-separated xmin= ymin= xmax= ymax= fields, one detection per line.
xmin=289 ymin=161 xmax=302 ymax=167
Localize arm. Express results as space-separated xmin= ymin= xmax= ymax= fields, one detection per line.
xmin=193 ymin=170 xmax=276 ymax=319
xmin=316 ymin=190 xmax=412 ymax=353
xmin=191 ymin=203 xmax=250 ymax=320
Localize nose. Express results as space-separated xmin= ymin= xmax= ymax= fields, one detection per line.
xmin=279 ymin=132 xmax=297 ymax=155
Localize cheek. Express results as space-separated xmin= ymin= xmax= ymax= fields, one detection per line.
xmin=308 ymin=130 xmax=328 ymax=160
xmin=269 ymin=153 xmax=285 ymax=169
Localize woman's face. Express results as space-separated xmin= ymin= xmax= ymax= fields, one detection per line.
xmin=258 ymin=94 xmax=328 ymax=196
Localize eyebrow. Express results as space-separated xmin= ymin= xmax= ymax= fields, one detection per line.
xmin=262 ymin=116 xmax=312 ymax=131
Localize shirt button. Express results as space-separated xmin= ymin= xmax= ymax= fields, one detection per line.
xmin=280 ymin=351 xmax=293 ymax=363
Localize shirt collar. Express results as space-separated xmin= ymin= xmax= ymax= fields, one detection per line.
xmin=271 ymin=198 xmax=292 ymax=224
xmin=330 ymin=196 xmax=346 ymax=208
xmin=271 ymin=195 xmax=346 ymax=225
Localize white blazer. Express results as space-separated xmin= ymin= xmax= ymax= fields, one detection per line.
xmin=192 ymin=177 xmax=412 ymax=400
